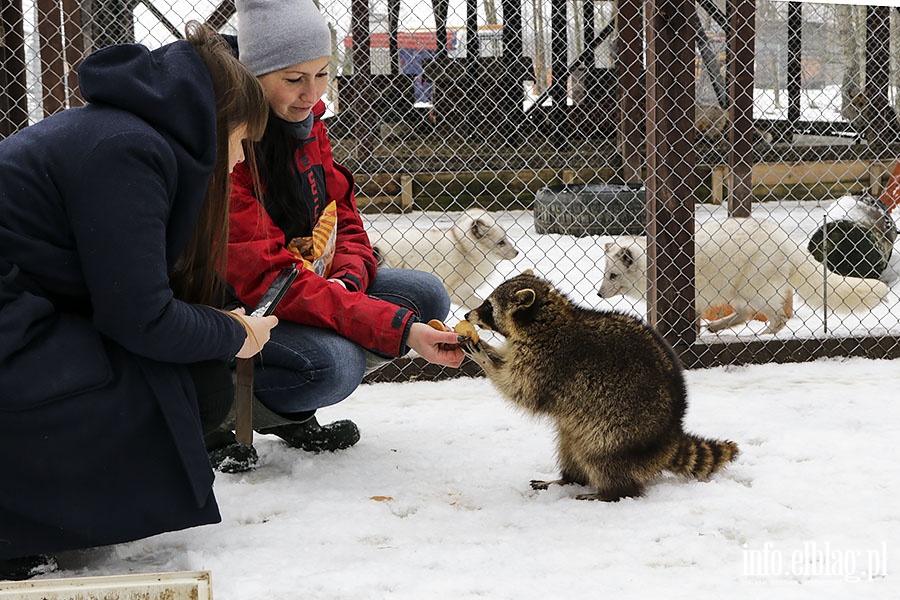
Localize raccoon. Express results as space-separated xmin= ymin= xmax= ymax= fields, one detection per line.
xmin=461 ymin=271 xmax=739 ymax=501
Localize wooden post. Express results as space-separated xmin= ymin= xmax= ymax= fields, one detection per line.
xmin=0 ymin=0 xmax=28 ymax=137
xmin=37 ymin=0 xmax=67 ymax=117
xmin=785 ymin=2 xmax=802 ymax=145
xmin=499 ymin=0 xmax=523 ymax=146
xmin=864 ymin=6 xmax=894 ymax=148
xmin=466 ymin=0 xmax=479 ymax=58
xmin=727 ymin=0 xmax=755 ymax=218
xmin=234 ymin=358 xmax=254 ymax=446
xmin=62 ymin=0 xmax=85 ymax=107
xmin=400 ymin=174 xmax=414 ymax=211
xmin=645 ymin=0 xmax=697 ymax=348
xmin=617 ymin=0 xmax=644 ymax=184
xmin=549 ymin=0 xmax=568 ymax=148
xmin=350 ymin=0 xmax=376 ymax=156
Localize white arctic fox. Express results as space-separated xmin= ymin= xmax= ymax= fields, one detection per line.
xmin=368 ymin=209 xmax=519 ymax=309
xmin=598 ymin=217 xmax=889 ymax=334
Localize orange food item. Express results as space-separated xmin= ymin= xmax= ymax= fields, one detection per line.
xmin=427 ymin=319 xmax=450 ymax=332
xmin=453 ymin=320 xmax=479 ymax=343
xmin=701 ymin=289 xmax=793 ymax=323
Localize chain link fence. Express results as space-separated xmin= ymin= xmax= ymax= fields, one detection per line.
xmin=3 ymin=0 xmax=899 ymax=380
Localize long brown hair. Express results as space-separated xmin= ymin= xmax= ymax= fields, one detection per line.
xmin=171 ymin=21 xmax=268 ymax=305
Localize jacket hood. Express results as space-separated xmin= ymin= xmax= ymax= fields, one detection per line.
xmin=78 ymin=40 xmax=216 ymax=168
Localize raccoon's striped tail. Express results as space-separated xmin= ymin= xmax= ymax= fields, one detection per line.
xmin=667 ymin=434 xmax=739 ymax=478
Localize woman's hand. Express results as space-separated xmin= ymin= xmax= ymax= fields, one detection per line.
xmin=231 ymin=307 xmax=279 ymax=358
xmin=405 ymin=321 xmax=465 ymax=368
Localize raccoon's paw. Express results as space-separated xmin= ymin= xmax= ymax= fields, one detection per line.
xmin=530 ymin=480 xmax=552 ymax=491
xmin=459 ymin=338 xmax=489 ymax=367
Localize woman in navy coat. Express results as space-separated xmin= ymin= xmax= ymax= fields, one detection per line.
xmin=0 ymin=23 xmax=275 ymax=578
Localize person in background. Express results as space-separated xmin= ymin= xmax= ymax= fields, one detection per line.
xmin=219 ymin=0 xmax=464 ymax=455
xmin=0 ymin=23 xmax=276 ymax=580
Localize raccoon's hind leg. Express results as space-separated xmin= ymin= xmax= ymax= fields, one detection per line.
xmin=577 ymin=464 xmax=645 ymax=501
xmin=576 ymin=481 xmax=644 ymax=502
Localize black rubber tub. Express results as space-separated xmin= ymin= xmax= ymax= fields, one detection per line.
xmin=533 ymin=183 xmax=646 ymax=237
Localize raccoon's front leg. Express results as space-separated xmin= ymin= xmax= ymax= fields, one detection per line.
xmin=530 ymin=478 xmax=575 ymax=490
xmin=460 ymin=338 xmax=503 ymax=373
xmin=530 ymin=463 xmax=588 ymax=491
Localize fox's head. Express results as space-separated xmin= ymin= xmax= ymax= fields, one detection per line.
xmin=465 ymin=270 xmax=565 ymax=339
xmin=598 ymin=237 xmax=647 ymax=299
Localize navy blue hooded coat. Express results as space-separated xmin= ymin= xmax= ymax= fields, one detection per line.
xmin=0 ymin=40 xmax=246 ymax=560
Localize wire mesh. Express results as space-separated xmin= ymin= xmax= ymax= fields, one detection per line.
xmin=3 ymin=0 xmax=899 ymax=380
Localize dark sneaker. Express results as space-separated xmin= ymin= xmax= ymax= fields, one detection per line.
xmin=208 ymin=442 xmax=259 ymax=473
xmin=261 ymin=417 xmax=360 ymax=453
xmin=0 ymin=554 xmax=58 ymax=581
xmin=206 ymin=429 xmax=258 ymax=473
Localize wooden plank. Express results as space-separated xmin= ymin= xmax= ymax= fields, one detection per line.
xmin=0 ymin=570 xmax=212 ymax=600
xmin=711 ymin=159 xmax=895 ymax=201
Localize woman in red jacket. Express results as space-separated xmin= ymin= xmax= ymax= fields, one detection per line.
xmin=224 ymin=0 xmax=464 ymax=453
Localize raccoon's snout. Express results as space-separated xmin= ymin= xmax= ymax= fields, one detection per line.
xmin=466 ymin=301 xmax=495 ymax=331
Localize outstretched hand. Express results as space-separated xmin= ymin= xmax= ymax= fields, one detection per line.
xmin=231 ymin=307 xmax=278 ymax=358
xmin=406 ymin=321 xmax=465 ymax=368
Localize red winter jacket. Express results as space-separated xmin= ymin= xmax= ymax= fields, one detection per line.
xmin=227 ymin=100 xmax=415 ymax=357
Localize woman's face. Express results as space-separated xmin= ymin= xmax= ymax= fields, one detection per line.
xmin=257 ymin=57 xmax=331 ymax=123
xmin=228 ymin=123 xmax=248 ymax=173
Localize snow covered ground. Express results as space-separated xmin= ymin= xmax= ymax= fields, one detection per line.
xmin=23 ymin=202 xmax=900 ymax=599
xmin=41 ymin=358 xmax=900 ymax=599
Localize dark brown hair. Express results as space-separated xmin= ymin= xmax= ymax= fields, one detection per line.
xmin=255 ymin=115 xmax=312 ymax=239
xmin=171 ymin=21 xmax=269 ymax=305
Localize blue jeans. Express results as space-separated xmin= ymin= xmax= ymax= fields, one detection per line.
xmin=252 ymin=268 xmax=450 ymax=415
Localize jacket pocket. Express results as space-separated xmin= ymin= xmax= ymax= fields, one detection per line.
xmin=0 ymin=292 xmax=113 ymax=411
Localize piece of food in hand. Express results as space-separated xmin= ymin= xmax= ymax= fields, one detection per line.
xmin=427 ymin=319 xmax=451 ymax=332
xmin=453 ymin=320 xmax=480 ymax=343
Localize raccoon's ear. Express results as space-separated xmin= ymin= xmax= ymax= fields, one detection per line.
xmin=514 ymin=288 xmax=536 ymax=309
xmin=520 ymin=269 xmax=534 ymax=276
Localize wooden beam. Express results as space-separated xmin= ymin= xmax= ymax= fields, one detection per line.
xmin=645 ymin=0 xmax=698 ymax=348
xmin=710 ymin=159 xmax=895 ymax=203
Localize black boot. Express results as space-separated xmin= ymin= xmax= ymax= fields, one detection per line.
xmin=0 ymin=555 xmax=58 ymax=581
xmin=205 ymin=429 xmax=258 ymax=473
xmin=260 ymin=416 xmax=360 ymax=453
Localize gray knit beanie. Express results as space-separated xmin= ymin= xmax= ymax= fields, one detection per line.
xmin=236 ymin=0 xmax=332 ymax=76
